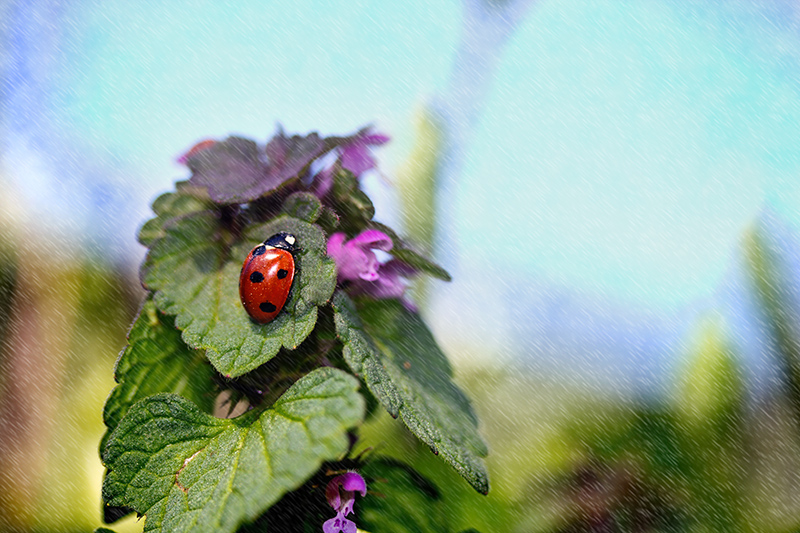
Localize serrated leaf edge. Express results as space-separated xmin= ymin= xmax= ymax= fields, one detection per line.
xmin=331 ymin=292 xmax=489 ymax=494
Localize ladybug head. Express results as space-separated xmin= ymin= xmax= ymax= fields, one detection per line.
xmin=263 ymin=232 xmax=298 ymax=253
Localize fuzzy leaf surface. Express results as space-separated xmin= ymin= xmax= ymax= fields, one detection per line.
xmin=142 ymin=211 xmax=336 ymax=377
xmin=187 ymin=137 xmax=268 ymax=204
xmin=102 ymin=297 xmax=215 ymax=451
xmin=186 ymin=131 xmax=339 ymax=204
xmin=264 ymin=130 xmax=326 ymax=189
xmin=328 ymin=170 xmax=375 ymax=235
xmin=102 ymin=368 xmax=364 ymax=533
xmin=332 ymin=292 xmax=489 ymax=493
xmin=281 ymin=192 xmax=322 ymax=224
xmin=139 ymin=192 xmax=213 ymax=247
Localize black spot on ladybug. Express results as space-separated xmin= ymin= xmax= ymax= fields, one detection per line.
xmin=249 ymin=271 xmax=264 ymax=283
xmin=252 ymin=245 xmax=266 ymax=256
xmin=259 ymin=302 xmax=277 ymax=313
xmin=277 ymin=269 xmax=289 ymax=279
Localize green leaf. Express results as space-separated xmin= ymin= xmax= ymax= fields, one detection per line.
xmin=102 ymin=297 xmax=216 ymax=450
xmin=138 ymin=192 xmax=213 ymax=247
xmin=369 ymin=222 xmax=451 ymax=282
xmin=281 ymin=192 xmax=322 ymax=223
xmin=142 ymin=211 xmax=337 ymax=377
xmin=102 ymin=367 xmax=364 ymax=533
xmin=332 ymin=292 xmax=489 ymax=494
xmin=328 ymin=169 xmax=375 ymax=234
xmin=675 ymin=317 xmax=745 ymax=532
xmin=744 ymin=226 xmax=800 ymax=437
xmin=359 ymin=457 xmax=451 ymax=533
xmin=317 ymin=206 xmax=341 ymax=234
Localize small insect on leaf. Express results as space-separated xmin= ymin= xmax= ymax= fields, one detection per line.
xmin=239 ymin=232 xmax=298 ymax=324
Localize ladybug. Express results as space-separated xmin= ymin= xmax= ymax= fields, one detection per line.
xmin=239 ymin=232 xmax=297 ymax=324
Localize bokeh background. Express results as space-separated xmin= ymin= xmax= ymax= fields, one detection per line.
xmin=4 ymin=0 xmax=800 ymax=531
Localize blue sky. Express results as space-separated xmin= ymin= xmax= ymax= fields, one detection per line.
xmin=4 ymin=0 xmax=462 ymax=255
xmin=460 ymin=0 xmax=800 ymax=308
xmin=5 ymin=0 xmax=800 ymax=388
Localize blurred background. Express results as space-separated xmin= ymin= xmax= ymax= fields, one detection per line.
xmin=4 ymin=0 xmax=800 ymax=531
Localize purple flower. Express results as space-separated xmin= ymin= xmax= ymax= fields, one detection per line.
xmin=351 ymin=259 xmax=416 ymax=302
xmin=340 ymin=129 xmax=390 ymax=176
xmin=327 ymin=230 xmax=418 ymax=306
xmin=310 ymin=164 xmax=337 ymax=199
xmin=308 ymin=128 xmax=389 ymax=197
xmin=327 ymin=230 xmax=394 ymax=283
xmin=323 ymin=472 xmax=367 ymax=533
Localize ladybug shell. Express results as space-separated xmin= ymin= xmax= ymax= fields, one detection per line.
xmin=239 ymin=242 xmax=296 ymax=324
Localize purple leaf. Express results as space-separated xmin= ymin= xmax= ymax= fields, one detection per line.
xmin=187 ymin=136 xmax=267 ymax=204
xmin=264 ymin=128 xmax=326 ymax=189
xmin=186 ymin=126 xmax=383 ymax=205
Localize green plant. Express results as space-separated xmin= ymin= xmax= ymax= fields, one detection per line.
xmin=99 ymin=127 xmax=487 ymax=533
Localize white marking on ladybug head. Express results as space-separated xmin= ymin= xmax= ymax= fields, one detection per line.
xmin=285 ymin=235 xmax=296 ymax=245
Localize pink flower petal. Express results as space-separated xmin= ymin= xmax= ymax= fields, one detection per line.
xmin=341 ymin=146 xmax=375 ymax=176
xmin=323 ymin=472 xmax=366 ymax=532
xmin=323 ymin=513 xmax=357 ymax=533
xmin=327 ymin=231 xmax=420 ymax=300
xmin=325 ymin=475 xmax=342 ymax=511
xmin=326 ymin=232 xmax=347 ymax=257
xmin=348 ymin=229 xmax=393 ymax=252
xmin=323 ymin=512 xmax=357 ymax=533
xmin=339 ymin=129 xmax=390 ymax=176
xmin=364 ymin=133 xmax=390 ymax=145
xmin=327 ymin=232 xmax=371 ymax=281
xmin=340 ymin=472 xmax=367 ymax=496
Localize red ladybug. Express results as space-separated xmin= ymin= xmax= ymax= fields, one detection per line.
xmin=239 ymin=232 xmax=297 ymax=323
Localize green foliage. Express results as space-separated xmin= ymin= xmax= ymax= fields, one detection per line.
xmin=327 ymin=169 xmax=375 ymax=235
xmin=281 ymin=192 xmax=323 ymax=224
xmin=139 ymin=191 xmax=213 ymax=247
xmin=744 ymin=227 xmax=800 ymax=438
xmin=675 ymin=318 xmax=745 ymax=533
xmin=395 ymin=109 xmax=443 ymax=304
xmin=102 ymin=298 xmax=216 ymax=450
xmin=395 ymin=109 xmax=441 ymax=253
xmin=504 ymin=317 xmax=746 ymax=533
xmin=333 ymin=292 xmax=489 ymax=494
xmin=359 ymin=458 xmax=451 ymax=533
xmin=237 ymin=455 xmax=462 ymax=533
xmin=101 ymin=125 xmax=487 ymax=533
xmin=142 ymin=211 xmax=336 ymax=377
xmin=102 ymin=368 xmax=364 ymax=533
